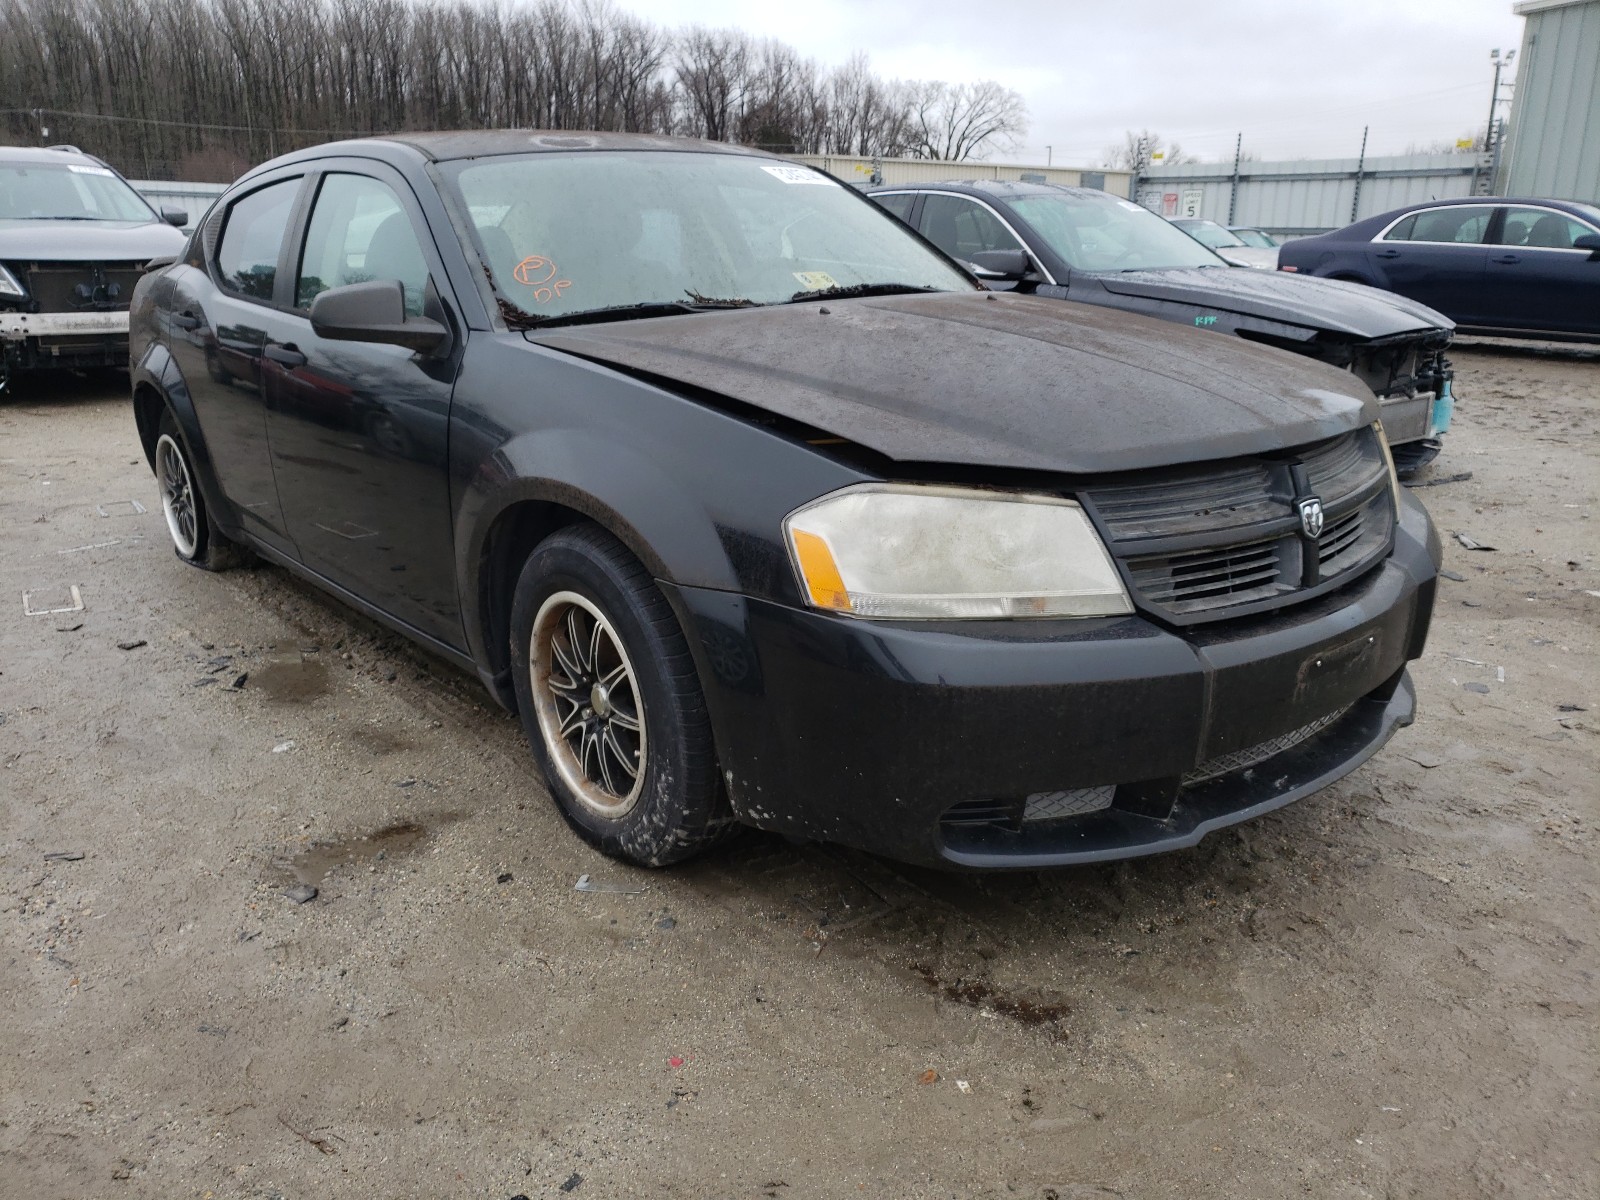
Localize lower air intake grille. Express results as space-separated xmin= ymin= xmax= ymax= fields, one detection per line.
xmin=1023 ymin=787 xmax=1116 ymax=821
xmin=1182 ymin=706 xmax=1352 ymax=786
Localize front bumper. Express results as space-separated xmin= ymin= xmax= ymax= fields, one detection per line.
xmin=671 ymin=492 xmax=1439 ymax=869
xmin=1 ymin=310 xmax=131 ymax=372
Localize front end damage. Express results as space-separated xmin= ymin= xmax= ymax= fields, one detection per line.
xmin=0 ymin=259 xmax=143 ymax=391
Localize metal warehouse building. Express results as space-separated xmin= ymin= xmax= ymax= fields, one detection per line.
xmin=1500 ymin=0 xmax=1600 ymax=201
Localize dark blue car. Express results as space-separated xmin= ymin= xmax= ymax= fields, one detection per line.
xmin=1278 ymin=197 xmax=1600 ymax=342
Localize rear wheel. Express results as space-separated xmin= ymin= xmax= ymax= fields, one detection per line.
xmin=509 ymin=524 xmax=733 ymax=866
xmin=155 ymin=409 xmax=251 ymax=571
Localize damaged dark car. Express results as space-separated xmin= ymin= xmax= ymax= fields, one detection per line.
xmin=1 ymin=143 xmax=187 ymax=392
xmin=129 ymin=132 xmax=1440 ymax=870
xmin=868 ymin=180 xmax=1459 ymax=473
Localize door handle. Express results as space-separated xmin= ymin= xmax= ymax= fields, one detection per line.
xmin=172 ymin=311 xmax=199 ymax=331
xmin=264 ymin=343 xmax=306 ymax=367
xmin=1491 ymin=254 xmax=1520 ymax=264
xmin=1374 ymin=249 xmax=1401 ymax=259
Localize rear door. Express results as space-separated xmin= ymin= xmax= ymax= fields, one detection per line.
xmin=262 ymin=162 xmax=466 ymax=647
xmin=1365 ymin=205 xmax=1492 ymax=323
xmin=171 ymin=171 xmax=308 ymax=555
xmin=1485 ymin=205 xmax=1600 ymax=334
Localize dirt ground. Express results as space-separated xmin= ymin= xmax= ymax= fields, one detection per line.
xmin=1 ymin=342 xmax=1596 ymax=1200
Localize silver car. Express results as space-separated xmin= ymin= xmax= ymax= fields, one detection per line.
xmin=1 ymin=144 xmax=188 ymax=391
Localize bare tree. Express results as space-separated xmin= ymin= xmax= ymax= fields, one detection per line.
xmin=905 ymin=80 xmax=1027 ymax=161
xmin=0 ymin=0 xmax=1021 ymax=179
xmin=1100 ymin=130 xmax=1198 ymax=171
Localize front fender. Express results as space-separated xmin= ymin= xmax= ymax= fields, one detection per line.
xmin=449 ymin=336 xmax=871 ymax=685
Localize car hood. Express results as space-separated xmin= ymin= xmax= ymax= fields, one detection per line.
xmin=530 ymin=291 xmax=1377 ymax=475
xmin=0 ymin=218 xmax=187 ymax=261
xmin=1092 ymin=267 xmax=1453 ymax=340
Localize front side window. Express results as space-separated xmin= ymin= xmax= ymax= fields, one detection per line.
xmin=917 ymin=195 xmax=1023 ymax=260
xmin=215 ymin=179 xmax=301 ymax=302
xmin=1005 ymin=191 xmax=1224 ymax=273
xmin=1386 ymin=207 xmax=1490 ymax=244
xmin=297 ymin=174 xmax=429 ymax=315
xmin=443 ymin=152 xmax=973 ymax=324
xmin=0 ymin=162 xmax=155 ymax=222
xmin=1497 ymin=206 xmax=1596 ymax=250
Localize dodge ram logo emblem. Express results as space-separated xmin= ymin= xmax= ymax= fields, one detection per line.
xmin=1297 ymin=496 xmax=1325 ymax=539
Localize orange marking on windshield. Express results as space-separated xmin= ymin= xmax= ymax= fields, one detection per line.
xmin=512 ymin=255 xmax=572 ymax=303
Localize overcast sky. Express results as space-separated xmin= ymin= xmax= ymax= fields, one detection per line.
xmin=623 ymin=0 xmax=1526 ymax=165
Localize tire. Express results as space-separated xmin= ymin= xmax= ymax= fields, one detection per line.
xmin=509 ymin=523 xmax=733 ymax=867
xmin=154 ymin=409 xmax=251 ymax=571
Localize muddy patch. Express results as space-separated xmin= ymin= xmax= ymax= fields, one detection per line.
xmin=344 ymin=724 xmax=413 ymax=756
xmin=278 ymin=814 xmax=460 ymax=887
xmin=251 ymin=649 xmax=330 ymax=703
xmin=912 ymin=962 xmax=1072 ymax=1040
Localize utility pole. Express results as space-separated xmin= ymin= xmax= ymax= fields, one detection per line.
xmin=1227 ymin=132 xmax=1242 ymax=225
xmin=1351 ymin=125 xmax=1368 ymax=223
xmin=1477 ymin=48 xmax=1515 ymax=194
xmin=1045 ymin=145 xmax=1052 ymax=168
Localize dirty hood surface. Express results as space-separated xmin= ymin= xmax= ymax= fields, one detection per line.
xmin=1094 ymin=267 xmax=1453 ymax=341
xmin=530 ymin=291 xmax=1377 ymax=475
xmin=0 ymin=218 xmax=187 ymax=262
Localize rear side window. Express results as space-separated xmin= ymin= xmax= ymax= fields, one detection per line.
xmin=215 ymin=180 xmax=301 ymax=301
xmin=296 ymin=174 xmax=430 ymax=315
xmin=873 ymin=193 xmax=916 ymax=222
xmin=1386 ymin=208 xmax=1489 ymax=245
xmin=1497 ymin=206 xmax=1596 ymax=249
xmin=918 ymin=195 xmax=1023 ymax=259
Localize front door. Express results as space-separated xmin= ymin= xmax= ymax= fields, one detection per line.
xmin=1484 ymin=205 xmax=1600 ymax=334
xmin=263 ymin=166 xmax=465 ymax=648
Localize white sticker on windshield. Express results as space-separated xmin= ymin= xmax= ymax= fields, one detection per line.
xmin=1117 ymin=200 xmax=1144 ymax=212
xmin=67 ymin=165 xmax=115 ymax=176
xmin=762 ymin=165 xmax=834 ymax=186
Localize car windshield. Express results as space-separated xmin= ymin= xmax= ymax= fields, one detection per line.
xmin=1006 ymin=191 xmax=1225 ymax=273
xmin=1176 ymin=220 xmax=1247 ymax=249
xmin=1232 ymin=228 xmax=1277 ymax=249
xmin=442 ymin=151 xmax=975 ymax=325
xmin=0 ymin=162 xmax=156 ymax=221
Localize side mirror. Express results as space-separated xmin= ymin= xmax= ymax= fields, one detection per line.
xmin=1574 ymin=232 xmax=1600 ymax=260
xmin=309 ymin=280 xmax=450 ymax=354
xmin=966 ymin=248 xmax=1034 ymax=282
xmin=160 ymin=207 xmax=188 ymax=228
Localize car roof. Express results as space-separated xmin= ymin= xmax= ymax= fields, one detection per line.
xmin=866 ymin=179 xmax=1108 ymax=201
xmin=0 ymin=143 xmax=112 ymax=168
xmin=267 ymin=130 xmax=773 ymax=167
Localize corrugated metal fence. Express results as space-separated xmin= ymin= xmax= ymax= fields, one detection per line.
xmin=1136 ymin=154 xmax=1482 ymax=238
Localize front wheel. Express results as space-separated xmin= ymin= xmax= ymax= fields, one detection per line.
xmin=509 ymin=524 xmax=733 ymax=866
xmin=154 ymin=409 xmax=251 ymax=571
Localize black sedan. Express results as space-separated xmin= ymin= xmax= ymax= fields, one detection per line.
xmin=130 ymin=132 xmax=1439 ymax=871
xmin=1278 ymin=196 xmax=1600 ymax=342
xmin=867 ymin=181 xmax=1458 ymax=472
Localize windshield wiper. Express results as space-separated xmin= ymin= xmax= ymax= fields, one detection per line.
xmin=785 ymin=282 xmax=942 ymax=304
xmin=521 ymin=297 xmax=758 ymax=331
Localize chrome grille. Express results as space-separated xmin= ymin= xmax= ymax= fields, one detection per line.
xmin=1083 ymin=429 xmax=1395 ymax=623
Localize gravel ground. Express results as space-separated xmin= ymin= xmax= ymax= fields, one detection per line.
xmin=1 ymin=342 xmax=1596 ymax=1200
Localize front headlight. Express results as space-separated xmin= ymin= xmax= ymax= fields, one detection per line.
xmin=784 ymin=483 xmax=1133 ymax=619
xmin=0 ymin=263 xmax=25 ymax=300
